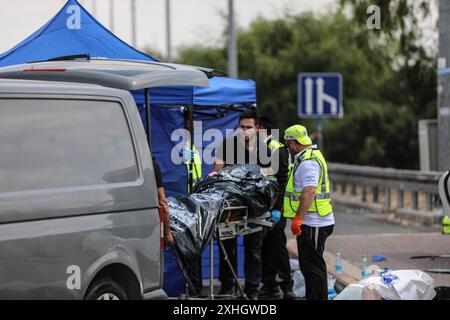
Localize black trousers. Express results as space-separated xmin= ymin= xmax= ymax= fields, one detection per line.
xmin=297 ymin=224 xmax=334 ymax=300
xmin=261 ymin=217 xmax=293 ymax=292
xmin=187 ymin=256 xmax=203 ymax=294
xmin=219 ymin=228 xmax=265 ymax=296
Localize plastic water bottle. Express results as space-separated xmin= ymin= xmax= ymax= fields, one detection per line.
xmin=335 ymin=251 xmax=343 ymax=275
xmin=360 ymin=255 xmax=368 ymax=279
xmin=327 ymin=274 xmax=337 ymax=300
xmin=328 ymin=287 xmax=337 ymax=300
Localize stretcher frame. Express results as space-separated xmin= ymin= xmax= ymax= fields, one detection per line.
xmin=177 ymin=203 xmax=273 ymax=300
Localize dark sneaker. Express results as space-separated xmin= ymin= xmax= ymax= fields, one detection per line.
xmin=218 ymin=286 xmax=235 ymax=296
xmin=258 ymin=286 xmax=282 ymax=299
xmin=248 ymin=294 xmax=259 ymax=300
xmin=191 ymin=289 xmax=209 ymax=298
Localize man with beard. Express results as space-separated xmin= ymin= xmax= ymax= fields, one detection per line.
xmin=212 ymin=109 xmax=271 ymax=300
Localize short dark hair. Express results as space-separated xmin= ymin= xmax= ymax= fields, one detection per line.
xmin=239 ymin=109 xmax=258 ymax=122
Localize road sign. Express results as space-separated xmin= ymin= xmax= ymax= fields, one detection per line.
xmin=298 ymin=73 xmax=343 ymax=118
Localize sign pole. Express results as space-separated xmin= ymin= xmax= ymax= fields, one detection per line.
xmin=316 ymin=118 xmax=323 ymax=151
xmin=438 ymin=0 xmax=450 ymax=171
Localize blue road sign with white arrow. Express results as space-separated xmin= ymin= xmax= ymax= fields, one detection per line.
xmin=298 ymin=73 xmax=343 ymax=118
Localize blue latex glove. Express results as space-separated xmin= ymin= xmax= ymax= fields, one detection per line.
xmin=270 ymin=209 xmax=281 ymax=224
xmin=183 ymin=147 xmax=195 ymax=162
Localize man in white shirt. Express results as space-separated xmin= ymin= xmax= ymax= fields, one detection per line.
xmin=293 ymin=152 xmax=335 ymax=228
xmin=283 ymin=124 xmax=335 ymax=300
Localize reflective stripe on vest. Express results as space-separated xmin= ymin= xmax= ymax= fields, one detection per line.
xmin=443 ymin=215 xmax=450 ymax=235
xmin=283 ymin=148 xmax=333 ymax=218
xmin=268 ymin=139 xmax=284 ymax=181
xmin=268 ymin=139 xmax=284 ymax=151
xmin=186 ymin=145 xmax=202 ymax=193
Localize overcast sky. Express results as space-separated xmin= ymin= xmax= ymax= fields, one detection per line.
xmin=0 ymin=0 xmax=437 ymax=59
xmin=0 ymin=0 xmax=337 ymax=57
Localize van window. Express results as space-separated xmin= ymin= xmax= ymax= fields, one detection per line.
xmin=0 ymin=99 xmax=138 ymax=193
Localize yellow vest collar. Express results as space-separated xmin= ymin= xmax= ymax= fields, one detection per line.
xmin=294 ymin=144 xmax=318 ymax=161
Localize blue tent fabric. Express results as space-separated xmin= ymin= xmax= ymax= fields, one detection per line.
xmin=132 ymin=77 xmax=256 ymax=107
xmin=0 ymin=0 xmax=155 ymax=66
xmin=193 ymin=77 xmax=256 ymax=106
xmin=133 ymin=87 xmax=194 ymax=106
xmin=137 ymin=105 xmax=188 ymax=197
xmin=201 ymin=238 xmax=245 ymax=279
xmin=192 ymin=106 xmax=249 ymax=175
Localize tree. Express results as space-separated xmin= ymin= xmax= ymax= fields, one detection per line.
xmin=176 ymin=2 xmax=436 ymax=169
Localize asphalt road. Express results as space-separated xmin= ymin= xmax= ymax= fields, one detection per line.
xmin=332 ymin=206 xmax=439 ymax=235
xmin=285 ymin=205 xmax=439 ymax=241
xmin=316 ymin=207 xmax=450 ymax=287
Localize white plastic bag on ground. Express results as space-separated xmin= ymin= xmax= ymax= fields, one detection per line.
xmin=334 ymin=284 xmax=366 ymax=300
xmin=335 ymin=269 xmax=435 ymax=300
xmin=289 ymin=259 xmax=299 ymax=271
xmin=293 ymin=271 xmax=338 ymax=299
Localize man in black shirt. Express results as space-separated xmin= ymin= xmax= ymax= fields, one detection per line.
xmin=152 ymin=156 xmax=174 ymax=248
xmin=212 ymin=109 xmax=271 ymax=300
xmin=256 ymin=116 xmax=294 ymax=300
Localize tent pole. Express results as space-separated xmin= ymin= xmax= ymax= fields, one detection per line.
xmin=188 ymin=106 xmax=194 ymax=194
xmin=145 ymin=88 xmax=152 ymax=151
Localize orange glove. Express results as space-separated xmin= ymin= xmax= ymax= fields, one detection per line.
xmin=291 ymin=215 xmax=303 ymax=237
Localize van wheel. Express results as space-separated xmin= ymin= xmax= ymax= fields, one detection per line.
xmin=85 ymin=277 xmax=128 ymax=300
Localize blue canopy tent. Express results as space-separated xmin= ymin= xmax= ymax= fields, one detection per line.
xmin=0 ymin=0 xmax=257 ymax=193
xmin=0 ymin=1 xmax=155 ymax=65
xmin=0 ymin=0 xmax=257 ymax=296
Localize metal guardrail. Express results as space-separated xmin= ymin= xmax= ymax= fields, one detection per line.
xmin=328 ymin=163 xmax=444 ymax=212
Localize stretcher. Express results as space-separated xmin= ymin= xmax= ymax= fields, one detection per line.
xmin=175 ymin=202 xmax=273 ymax=300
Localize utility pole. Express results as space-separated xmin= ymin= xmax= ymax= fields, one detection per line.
xmin=227 ymin=0 xmax=238 ymax=78
xmin=166 ymin=0 xmax=172 ymax=61
xmin=131 ymin=0 xmax=137 ymax=47
xmin=438 ymin=0 xmax=450 ymax=171
xmin=110 ymin=0 xmax=115 ymax=33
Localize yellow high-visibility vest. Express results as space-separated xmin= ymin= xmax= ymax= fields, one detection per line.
xmin=443 ymin=215 xmax=450 ymax=235
xmin=268 ymin=139 xmax=284 ymax=181
xmin=283 ymin=148 xmax=333 ymax=218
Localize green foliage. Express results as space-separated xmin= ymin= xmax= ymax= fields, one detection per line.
xmin=176 ymin=1 xmax=436 ymax=169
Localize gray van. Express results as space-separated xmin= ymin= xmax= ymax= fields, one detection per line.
xmin=0 ymin=59 xmax=208 ymax=299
